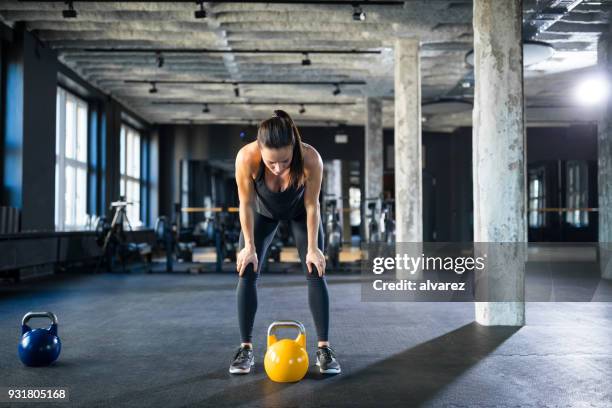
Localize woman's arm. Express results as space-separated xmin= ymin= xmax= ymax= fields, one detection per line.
xmin=303 ymin=147 xmax=326 ymax=276
xmin=235 ymin=147 xmax=258 ymax=275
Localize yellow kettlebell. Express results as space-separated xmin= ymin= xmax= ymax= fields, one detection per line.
xmin=264 ymin=320 xmax=309 ymax=382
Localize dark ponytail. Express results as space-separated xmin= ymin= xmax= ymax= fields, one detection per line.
xmin=257 ymin=109 xmax=305 ymax=187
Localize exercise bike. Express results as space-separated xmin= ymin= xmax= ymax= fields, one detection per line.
xmin=96 ymin=197 xmax=151 ymax=273
xmin=154 ymin=202 xmax=199 ymax=273
xmin=215 ymin=210 xmax=240 ymax=272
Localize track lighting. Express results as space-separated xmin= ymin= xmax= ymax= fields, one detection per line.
xmin=156 ymin=52 xmax=164 ymax=68
xmin=299 ymin=104 xmax=306 ymax=114
xmin=195 ymin=1 xmax=207 ymax=19
xmin=202 ymin=103 xmax=210 ymax=113
xmin=332 ymin=83 xmax=341 ymax=96
xmin=62 ymin=1 xmax=77 ymax=18
xmin=149 ymin=82 xmax=158 ymax=94
xmin=128 ymin=79 xmax=365 ymax=86
xmin=301 ymin=53 xmax=311 ymax=66
xmin=352 ymin=4 xmax=366 ymax=21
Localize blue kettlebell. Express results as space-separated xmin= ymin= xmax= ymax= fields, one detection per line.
xmin=18 ymin=312 xmax=61 ymax=367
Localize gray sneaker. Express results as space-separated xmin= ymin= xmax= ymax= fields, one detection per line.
xmin=229 ymin=346 xmax=254 ymax=374
xmin=316 ymin=346 xmax=341 ymax=374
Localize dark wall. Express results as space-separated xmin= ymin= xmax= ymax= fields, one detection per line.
xmin=383 ymin=128 xmax=473 ymax=242
xmin=22 ymin=30 xmax=57 ymax=231
xmin=527 ymin=124 xmax=598 ymax=241
xmin=2 ymin=26 xmax=57 ymax=231
xmin=159 ymin=122 xmax=472 ymax=240
xmin=103 ymin=98 xmax=122 ymax=211
xmin=157 ymin=123 xmax=365 ymax=217
xmin=446 ymin=125 xmax=599 ymax=242
xmin=300 ymin=125 xmax=364 ymax=162
xmin=528 ymin=124 xmax=597 ymax=160
xmin=422 ymin=130 xmax=473 ymax=242
xmin=381 ymin=124 xmax=598 ymax=242
xmin=447 ymin=130 xmax=474 ymax=241
xmin=159 ymin=121 xmax=601 ymax=242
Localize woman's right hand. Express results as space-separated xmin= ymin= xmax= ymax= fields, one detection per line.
xmin=236 ymin=245 xmax=258 ymax=276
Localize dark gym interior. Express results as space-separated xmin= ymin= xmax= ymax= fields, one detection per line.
xmin=0 ymin=1 xmax=611 ymax=407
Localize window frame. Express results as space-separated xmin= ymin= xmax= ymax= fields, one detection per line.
xmin=55 ymin=86 xmax=89 ymax=230
xmin=119 ymin=123 xmax=143 ymax=227
xmin=565 ymin=160 xmax=589 ymax=228
xmin=528 ymin=167 xmax=546 ymax=229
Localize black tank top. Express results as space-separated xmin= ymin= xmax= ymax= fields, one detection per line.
xmin=254 ymin=160 xmax=306 ymax=221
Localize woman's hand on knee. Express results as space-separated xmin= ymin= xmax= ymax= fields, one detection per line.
xmin=306 ymin=248 xmax=326 ymax=277
xmin=237 ymin=245 xmax=258 ymax=276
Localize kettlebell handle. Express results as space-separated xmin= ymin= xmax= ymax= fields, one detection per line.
xmin=267 ymin=320 xmax=306 ymax=337
xmin=22 ymin=311 xmax=58 ymax=327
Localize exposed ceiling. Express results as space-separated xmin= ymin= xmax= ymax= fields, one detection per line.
xmin=0 ymin=0 xmax=610 ymax=131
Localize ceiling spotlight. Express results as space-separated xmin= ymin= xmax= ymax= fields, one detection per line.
xmin=332 ymin=83 xmax=341 ymax=96
xmin=574 ymin=74 xmax=610 ymax=106
xmin=302 ymin=53 xmax=311 ymax=66
xmin=202 ymin=103 xmax=210 ymax=113
xmin=62 ymin=1 xmax=77 ymax=18
xmin=352 ymin=4 xmax=366 ymax=21
xmin=299 ymin=104 xmax=306 ymax=114
xmin=156 ymin=52 xmax=164 ymax=68
xmin=149 ymin=82 xmax=158 ymax=94
xmin=233 ymin=83 xmax=240 ymax=97
xmin=195 ymin=1 xmax=207 ymax=19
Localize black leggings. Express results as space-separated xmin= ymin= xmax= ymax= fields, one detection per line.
xmin=237 ymin=211 xmax=329 ymax=343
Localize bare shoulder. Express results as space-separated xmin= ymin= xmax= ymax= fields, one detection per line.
xmin=302 ymin=143 xmax=323 ymax=171
xmin=236 ymin=141 xmax=260 ymax=178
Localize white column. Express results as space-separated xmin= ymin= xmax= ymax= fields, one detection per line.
xmin=365 ymin=97 xmax=384 ymax=241
xmin=597 ymin=30 xmax=612 ymax=280
xmin=394 ymin=38 xmax=422 ymax=243
xmin=472 ymin=0 xmax=526 ymax=325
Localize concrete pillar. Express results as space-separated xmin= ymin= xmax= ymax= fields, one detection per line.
xmin=394 ymin=38 xmax=422 ymax=243
xmin=365 ymin=97 xmax=384 ymax=241
xmin=597 ymin=31 xmax=612 ymax=280
xmin=472 ymin=0 xmax=526 ymax=325
xmin=2 ymin=26 xmax=58 ymax=231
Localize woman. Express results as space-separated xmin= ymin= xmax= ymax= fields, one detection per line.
xmin=229 ymin=110 xmax=341 ymax=375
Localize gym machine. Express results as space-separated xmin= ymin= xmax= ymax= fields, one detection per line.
xmin=95 ymin=197 xmax=152 ymax=273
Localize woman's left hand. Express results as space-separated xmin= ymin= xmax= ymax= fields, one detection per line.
xmin=306 ymin=248 xmax=326 ymax=277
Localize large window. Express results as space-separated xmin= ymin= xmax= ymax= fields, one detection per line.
xmin=120 ymin=124 xmax=142 ymax=227
xmin=566 ymin=160 xmax=589 ymax=228
xmin=55 ymin=88 xmax=88 ymax=230
xmin=528 ymin=168 xmax=546 ymax=228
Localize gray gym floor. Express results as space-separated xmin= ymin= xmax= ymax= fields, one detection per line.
xmin=0 ymin=271 xmax=610 ymax=407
